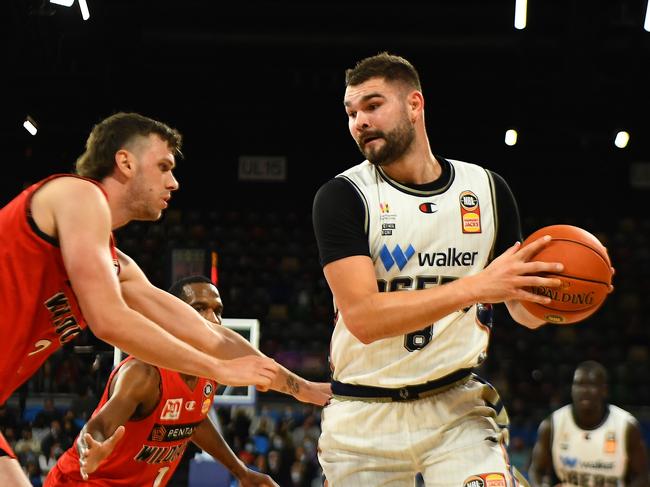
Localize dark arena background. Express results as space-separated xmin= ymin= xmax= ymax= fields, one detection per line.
xmin=2 ymin=0 xmax=650 ymax=485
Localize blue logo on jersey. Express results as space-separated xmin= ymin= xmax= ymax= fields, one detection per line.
xmin=560 ymin=456 xmax=577 ymax=468
xmin=380 ymin=244 xmax=415 ymax=271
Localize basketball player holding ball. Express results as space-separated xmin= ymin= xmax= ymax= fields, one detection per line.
xmin=312 ymin=52 xmax=595 ymax=486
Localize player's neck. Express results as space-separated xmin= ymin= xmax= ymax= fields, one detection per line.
xmin=380 ymin=150 xmax=440 ymax=185
xmin=574 ymin=404 xmax=607 ymax=430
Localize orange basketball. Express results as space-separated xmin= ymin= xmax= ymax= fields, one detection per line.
xmin=520 ymin=224 xmax=613 ymax=325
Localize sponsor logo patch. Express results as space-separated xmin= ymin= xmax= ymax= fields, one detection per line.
xmin=148 ymin=422 xmax=200 ymax=442
xmin=419 ymin=202 xmax=438 ymax=214
xmin=379 ymin=244 xmax=415 ymax=271
xmin=459 ymin=190 xmax=481 ymax=234
xmin=185 ymin=401 xmax=196 ymax=411
xmin=463 ymin=473 xmax=506 ymax=487
xmin=604 ymin=431 xmax=617 ymax=454
xmin=201 ymin=397 xmax=211 ymax=415
xmin=463 ymin=476 xmax=484 ymax=487
xmin=160 ymin=398 xmax=183 ymax=420
xmin=484 ymin=473 xmax=506 ymax=487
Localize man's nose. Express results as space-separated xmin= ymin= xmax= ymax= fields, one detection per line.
xmin=168 ymin=172 xmax=180 ymax=191
xmin=354 ymin=111 xmax=370 ymax=132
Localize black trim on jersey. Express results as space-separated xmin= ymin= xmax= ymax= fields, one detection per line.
xmin=26 ymin=195 xmax=59 ymax=247
xmin=339 ymin=175 xmax=370 ymax=236
xmin=486 ymin=170 xmax=498 ymax=262
xmin=488 ymin=170 xmax=522 ymax=259
xmin=312 ymin=178 xmax=370 ymax=267
xmin=570 ymin=403 xmax=612 ymax=431
xmin=376 ymin=156 xmax=455 ymax=196
xmin=312 ymin=161 xmax=523 ymax=268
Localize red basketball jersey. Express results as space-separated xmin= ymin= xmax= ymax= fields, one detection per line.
xmin=0 ymin=174 xmax=119 ymax=404
xmin=49 ymin=357 xmax=217 ymax=487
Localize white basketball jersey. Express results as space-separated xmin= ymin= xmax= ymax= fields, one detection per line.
xmin=330 ymin=158 xmax=497 ymax=387
xmin=551 ymin=404 xmax=631 ymax=485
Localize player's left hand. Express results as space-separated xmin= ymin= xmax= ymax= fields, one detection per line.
xmin=237 ymin=467 xmax=280 ymax=487
xmin=78 ymin=426 xmax=125 ymax=480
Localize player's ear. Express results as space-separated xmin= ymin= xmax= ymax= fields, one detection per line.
xmin=115 ymin=149 xmax=133 ymax=179
xmin=407 ymin=90 xmax=424 ymax=122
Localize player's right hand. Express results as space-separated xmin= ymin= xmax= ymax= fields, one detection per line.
xmin=472 ymin=236 xmax=564 ymax=304
xmin=215 ymin=355 xmax=279 ymax=388
xmin=78 ymin=426 xmax=125 ymax=480
xmin=237 ymin=467 xmax=280 ymax=487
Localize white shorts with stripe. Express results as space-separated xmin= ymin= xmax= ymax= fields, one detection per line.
xmin=318 ymin=375 xmax=524 ymax=487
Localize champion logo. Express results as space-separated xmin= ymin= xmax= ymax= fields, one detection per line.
xmin=380 ymin=244 xmax=415 ymax=271
xmin=419 ymin=202 xmax=437 ymax=214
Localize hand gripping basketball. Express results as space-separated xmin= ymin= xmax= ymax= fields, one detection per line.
xmin=520 ymin=224 xmax=614 ymax=324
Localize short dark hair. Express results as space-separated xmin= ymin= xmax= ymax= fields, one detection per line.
xmin=75 ymin=112 xmax=183 ymax=181
xmin=168 ymin=275 xmax=214 ymax=301
xmin=575 ymin=360 xmax=608 ymax=383
xmin=345 ymin=52 xmax=421 ymax=91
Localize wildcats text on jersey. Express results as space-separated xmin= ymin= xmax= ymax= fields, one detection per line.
xmin=44 ymin=292 xmax=81 ymax=344
xmin=133 ymin=443 xmax=187 ymax=465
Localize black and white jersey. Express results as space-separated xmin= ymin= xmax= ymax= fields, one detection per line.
xmin=313 ymin=157 xmax=520 ymax=387
xmin=551 ymin=404 xmax=632 ymax=486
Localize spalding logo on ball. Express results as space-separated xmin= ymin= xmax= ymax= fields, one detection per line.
xmin=521 ymin=224 xmax=613 ymax=325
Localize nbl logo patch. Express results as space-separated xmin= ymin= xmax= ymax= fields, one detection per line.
xmin=203 ymin=383 xmax=213 ymax=397
xmin=459 ymin=190 xmax=481 ymax=234
xmin=463 ymin=473 xmax=505 ymax=487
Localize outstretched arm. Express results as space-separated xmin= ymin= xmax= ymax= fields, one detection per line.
xmin=41 ymin=177 xmax=277 ymax=389
xmin=40 ymin=177 xmax=277 ymax=387
xmin=528 ymin=418 xmax=554 ymax=487
xmin=191 ymin=417 xmax=279 ymax=487
xmin=118 ymin=253 xmax=331 ymax=406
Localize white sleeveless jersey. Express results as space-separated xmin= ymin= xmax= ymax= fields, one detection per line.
xmin=331 ymin=158 xmax=497 ymax=387
xmin=551 ymin=404 xmax=632 ymax=485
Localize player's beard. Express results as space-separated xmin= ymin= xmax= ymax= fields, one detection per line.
xmin=127 ymin=172 xmax=164 ymax=221
xmin=358 ymin=112 xmax=415 ymax=167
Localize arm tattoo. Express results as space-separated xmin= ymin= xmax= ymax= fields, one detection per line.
xmin=286 ymin=376 xmax=300 ymax=395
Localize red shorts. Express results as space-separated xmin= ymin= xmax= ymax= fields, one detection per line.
xmin=0 ymin=431 xmax=16 ymax=459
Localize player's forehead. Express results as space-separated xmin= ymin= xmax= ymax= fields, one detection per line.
xmin=184 ymin=282 xmax=220 ymax=301
xmin=344 ymin=77 xmax=392 ymax=107
xmin=131 ymin=133 xmax=176 ymax=167
xmin=573 ymin=368 xmax=602 ymax=384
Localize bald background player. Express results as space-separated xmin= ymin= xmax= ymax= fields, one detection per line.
xmin=529 ymin=360 xmax=648 ymax=486
xmin=45 ymin=276 xmax=303 ymax=487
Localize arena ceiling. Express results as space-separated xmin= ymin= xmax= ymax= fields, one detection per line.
xmin=2 ymin=0 xmax=649 ymax=212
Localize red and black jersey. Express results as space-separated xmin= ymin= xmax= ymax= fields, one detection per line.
xmin=0 ymin=174 xmax=119 ymax=404
xmin=48 ymin=357 xmax=217 ymax=487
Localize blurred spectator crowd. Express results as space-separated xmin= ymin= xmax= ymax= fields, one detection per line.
xmin=3 ymin=207 xmax=649 ymax=484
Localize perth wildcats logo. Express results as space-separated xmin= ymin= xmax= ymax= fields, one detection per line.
xmin=459 ymin=190 xmax=481 ymax=234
